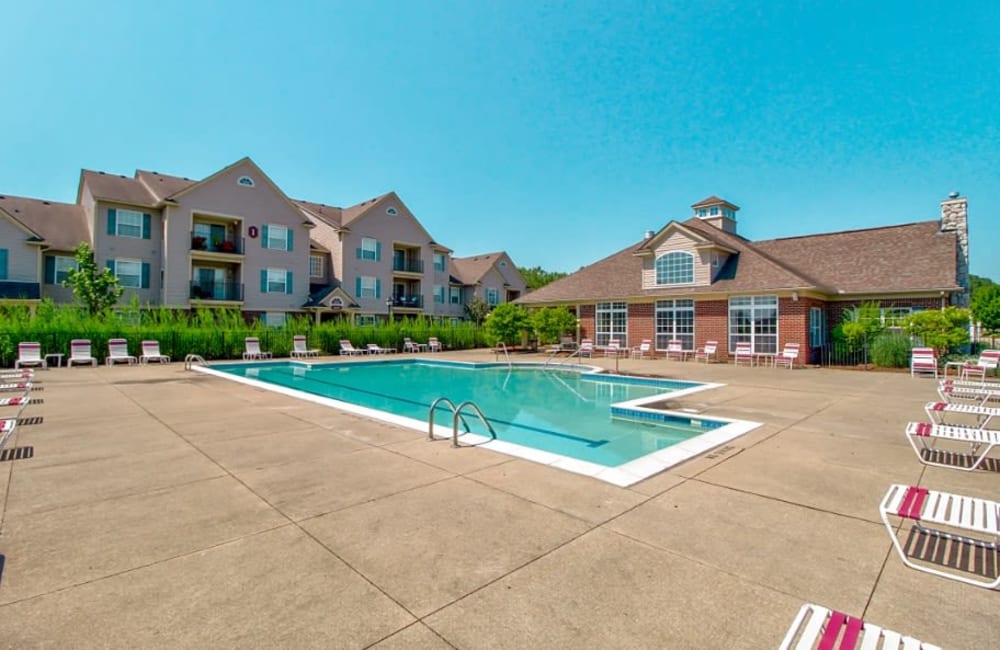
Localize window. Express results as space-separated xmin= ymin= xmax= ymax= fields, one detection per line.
xmin=433 ymin=253 xmax=446 ymax=272
xmin=499 ymin=260 xmax=507 ymax=268
xmin=237 ymin=176 xmax=255 ymax=187
xmin=309 ymin=255 xmax=324 ymax=278
xmin=0 ymin=248 xmax=7 ymax=280
xmin=356 ymin=275 xmax=380 ymax=298
xmin=386 ymin=207 xmax=398 ymax=216
xmin=357 ymin=237 xmax=381 ymax=261
xmin=882 ymin=307 xmax=918 ymax=327
xmin=655 ymin=299 xmax=695 ymax=351
xmin=44 ymin=255 xmax=78 ymax=284
xmin=433 ymin=285 xmax=445 ymax=304
xmin=263 ymin=312 xmax=286 ymax=327
xmin=449 ymin=287 xmax=462 ymax=304
xmin=356 ymin=314 xmax=377 ymax=326
xmin=696 ymin=208 xmax=708 ymax=217
xmin=729 ymin=295 xmax=778 ymax=354
xmin=486 ymin=288 xmax=500 ymax=305
xmin=809 ymin=307 xmax=825 ymax=347
xmin=264 ymin=224 xmax=292 ymax=251
xmin=655 ymin=251 xmax=694 ymax=285
xmin=595 ymin=301 xmax=628 ymax=347
xmin=113 ymin=259 xmax=143 ymax=288
xmin=263 ymin=268 xmax=289 ymax=293
xmin=710 ymin=206 xmax=720 ymax=216
xmin=113 ymin=209 xmax=144 ymax=238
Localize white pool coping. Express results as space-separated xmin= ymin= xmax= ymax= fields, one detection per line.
xmin=195 ymin=360 xmax=762 ymax=487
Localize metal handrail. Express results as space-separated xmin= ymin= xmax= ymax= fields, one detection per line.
xmin=452 ymin=401 xmax=497 ymax=448
xmin=546 ymin=346 xmax=583 ymax=367
xmin=495 ymin=341 xmax=511 ymax=369
xmin=428 ymin=396 xmax=472 ymax=440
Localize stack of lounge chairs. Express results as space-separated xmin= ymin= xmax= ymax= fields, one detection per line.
xmin=1 ymin=366 xmax=43 ymax=458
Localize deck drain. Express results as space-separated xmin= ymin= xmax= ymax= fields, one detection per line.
xmin=0 ymin=446 xmax=34 ymax=462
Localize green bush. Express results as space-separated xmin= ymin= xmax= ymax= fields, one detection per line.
xmin=869 ymin=333 xmax=911 ymax=368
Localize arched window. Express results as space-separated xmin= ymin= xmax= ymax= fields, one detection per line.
xmin=655 ymin=251 xmax=694 ymax=285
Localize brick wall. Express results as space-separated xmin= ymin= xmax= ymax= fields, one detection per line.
xmin=579 ymin=304 xmax=595 ymax=340
xmin=825 ymin=297 xmax=942 ymax=328
xmin=695 ymin=300 xmax=729 ymax=359
xmin=627 ymin=303 xmax=654 ymax=345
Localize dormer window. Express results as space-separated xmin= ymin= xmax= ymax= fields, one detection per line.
xmin=655 ymin=251 xmax=694 ymax=285
xmin=710 ymin=206 xmax=720 ymax=216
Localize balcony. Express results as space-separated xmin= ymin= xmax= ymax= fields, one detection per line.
xmin=191 ymin=232 xmax=244 ymax=255
xmin=392 ymin=259 xmax=424 ymax=274
xmin=189 ymin=281 xmax=244 ymax=302
xmin=0 ymin=281 xmax=41 ymax=300
xmin=390 ymin=294 xmax=423 ymax=309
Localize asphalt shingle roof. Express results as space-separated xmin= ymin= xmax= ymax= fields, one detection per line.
xmin=0 ymin=195 xmax=89 ymax=251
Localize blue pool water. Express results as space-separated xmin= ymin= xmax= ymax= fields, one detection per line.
xmin=215 ymin=360 xmax=722 ymax=468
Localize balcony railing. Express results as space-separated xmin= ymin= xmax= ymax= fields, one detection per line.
xmin=392 ymin=259 xmax=424 ymax=273
xmin=390 ymin=294 xmax=423 ymax=308
xmin=0 ymin=281 xmax=41 ymax=300
xmin=191 ymin=232 xmax=244 ymax=255
xmin=189 ymin=281 xmax=244 ymax=301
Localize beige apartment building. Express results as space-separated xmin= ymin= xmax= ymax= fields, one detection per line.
xmin=0 ymin=158 xmax=527 ymax=324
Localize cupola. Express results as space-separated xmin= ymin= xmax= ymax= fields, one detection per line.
xmin=692 ymin=196 xmax=739 ymax=233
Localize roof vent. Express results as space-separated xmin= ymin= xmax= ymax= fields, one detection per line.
xmin=948 ymin=191 xmax=960 ymax=199
xmin=42 ymin=201 xmax=50 ymax=205
xmin=0 ymin=195 xmax=5 ymax=199
xmin=98 ymin=171 xmax=105 ymax=175
xmin=644 ymin=230 xmax=654 ymax=239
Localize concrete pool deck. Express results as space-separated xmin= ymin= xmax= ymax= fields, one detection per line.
xmin=0 ymin=351 xmax=996 ymax=648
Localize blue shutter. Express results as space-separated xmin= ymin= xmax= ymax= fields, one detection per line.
xmin=375 ymin=278 xmax=381 ymax=299
xmin=107 ymin=208 xmax=117 ymax=235
xmin=44 ymin=255 xmax=55 ymax=284
xmin=106 ymin=259 xmax=115 ymax=272
xmin=287 ymin=229 xmax=293 ymax=252
xmin=286 ymin=270 xmax=293 ymax=294
xmin=356 ymin=247 xmax=362 ymax=259
xmin=0 ymin=248 xmax=8 ymax=280
xmin=142 ymin=213 xmax=151 ymax=239
xmin=260 ymin=269 xmax=268 ymax=293
xmin=355 ymin=277 xmax=361 ymax=297
xmin=261 ymin=225 xmax=269 ymax=249
xmin=141 ymin=263 xmax=150 ymax=289
xmin=375 ymin=241 xmax=381 ymax=262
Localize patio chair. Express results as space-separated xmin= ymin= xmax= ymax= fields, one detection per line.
xmin=428 ymin=337 xmax=442 ymax=352
xmin=242 ymin=337 xmax=273 ymax=361
xmin=779 ymin=602 xmax=940 ymax=650
xmin=666 ymin=339 xmax=690 ymax=361
xmin=774 ymin=342 xmax=801 ymax=369
xmin=366 ymin=343 xmax=395 ymax=354
xmin=694 ymin=341 xmax=718 ymax=364
xmin=732 ymin=343 xmax=753 ymax=367
xmin=15 ymin=342 xmax=46 ymax=369
xmin=578 ymin=338 xmax=594 ymax=358
xmin=339 ymin=340 xmax=366 ymax=356
xmin=67 ymin=339 xmax=97 ymax=367
xmin=960 ymin=349 xmax=1000 ymax=382
xmin=402 ymin=337 xmax=425 ymax=353
xmin=910 ymin=347 xmax=938 ymax=378
xmin=880 ymin=483 xmax=1000 ymax=589
xmin=139 ymin=340 xmax=171 ymax=364
xmin=604 ymin=339 xmax=624 ymax=357
xmin=904 ymin=420 xmax=1000 ymax=471
xmin=630 ymin=339 xmax=653 ymax=360
xmin=938 ymin=380 xmax=1000 ymax=406
xmin=106 ymin=338 xmax=138 ymax=366
xmin=559 ymin=337 xmax=577 ymax=352
xmin=290 ymin=335 xmax=320 ymax=359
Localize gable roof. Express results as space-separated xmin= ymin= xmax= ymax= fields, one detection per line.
xmin=450 ymin=252 xmax=509 ymax=285
xmin=0 ymin=194 xmax=89 ymax=251
xmin=79 ymin=170 xmax=158 ymax=207
xmin=691 ymin=195 xmax=739 ymax=210
xmin=135 ymin=170 xmax=197 ymax=202
xmin=295 ymin=199 xmax=344 ymax=229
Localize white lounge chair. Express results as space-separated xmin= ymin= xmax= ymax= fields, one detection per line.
xmin=960 ymin=349 xmax=1000 ymax=382
xmin=733 ymin=342 xmax=753 ymax=367
xmin=339 ymin=340 xmax=365 ymax=356
xmin=366 ymin=343 xmax=394 ymax=355
xmin=666 ymin=339 xmax=691 ymax=361
xmin=905 ymin=420 xmax=1000 ymax=471
xmin=428 ymin=337 xmax=442 ymax=352
xmin=938 ymin=380 xmax=1000 ymax=406
xmin=880 ymin=483 xmax=1000 ymax=589
xmin=106 ymin=338 xmax=137 ymax=366
xmin=578 ymin=338 xmax=594 ymax=358
xmin=67 ymin=339 xmax=97 ymax=367
xmin=925 ymin=401 xmax=1000 ymax=430
xmin=695 ymin=341 xmax=717 ymax=364
xmin=243 ymin=337 xmax=273 ymax=361
xmin=779 ymin=602 xmax=940 ymax=650
xmin=0 ymin=381 xmax=32 ymax=394
xmin=0 ymin=369 xmax=34 ymax=380
xmin=604 ymin=339 xmax=625 ymax=357
xmin=290 ymin=335 xmax=320 ymax=359
xmin=140 ymin=340 xmax=171 ymax=364
xmin=910 ymin=347 xmax=938 ymax=378
xmin=15 ymin=342 xmax=46 ymax=369
xmin=774 ymin=342 xmax=800 ymax=369
xmin=630 ymin=339 xmax=653 ymax=360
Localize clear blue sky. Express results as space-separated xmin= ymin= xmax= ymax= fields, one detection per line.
xmin=3 ymin=1 xmax=998 ymax=280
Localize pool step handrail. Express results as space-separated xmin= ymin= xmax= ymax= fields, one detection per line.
xmin=428 ymin=397 xmax=472 ymax=440
xmin=427 ymin=397 xmax=497 ymax=448
xmin=546 ymin=346 xmax=582 ymax=367
xmin=495 ymin=341 xmax=511 ymax=369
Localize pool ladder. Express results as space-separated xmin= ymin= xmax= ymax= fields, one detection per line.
xmin=428 ymin=397 xmax=498 ymax=448
xmin=494 ymin=341 xmax=512 ymax=369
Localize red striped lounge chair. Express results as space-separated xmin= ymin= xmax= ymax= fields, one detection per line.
xmin=774 ymin=342 xmax=801 ymax=369
xmin=694 ymin=341 xmax=717 ymax=363
xmin=880 ymin=484 xmax=1000 ymax=589
xmin=140 ymin=340 xmax=171 ymax=364
xmin=666 ymin=339 xmax=689 ymax=361
xmin=910 ymin=347 xmax=938 ymax=378
xmin=15 ymin=342 xmax=46 ymax=369
xmin=779 ymin=602 xmax=940 ymax=650
xmin=290 ymin=335 xmax=320 ymax=359
xmin=733 ymin=342 xmax=753 ymax=367
xmin=243 ymin=337 xmax=273 ymax=361
xmin=68 ymin=339 xmax=97 ymax=367
xmin=630 ymin=339 xmax=653 ymax=360
xmin=960 ymin=349 xmax=1000 ymax=382
xmin=937 ymin=379 xmax=1000 ymax=406
xmin=106 ymin=338 xmax=137 ymax=366
xmin=924 ymin=401 xmax=1000 ymax=430
xmin=905 ymin=421 xmax=1000 ymax=471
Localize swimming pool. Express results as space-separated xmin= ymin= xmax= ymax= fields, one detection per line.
xmin=202 ymin=359 xmax=760 ymax=486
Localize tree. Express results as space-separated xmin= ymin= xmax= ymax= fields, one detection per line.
xmin=518 ymin=265 xmax=568 ymax=290
xmin=464 ymin=297 xmax=490 ymax=325
xmin=529 ymin=307 xmax=578 ymax=345
xmin=63 ymin=242 xmax=123 ymax=316
xmin=904 ymin=307 xmax=971 ymax=355
xmin=833 ymin=301 xmax=883 ymax=350
xmin=970 ymin=274 xmax=996 ymax=296
xmin=971 ymin=284 xmax=1000 ymax=334
xmin=484 ymin=303 xmax=530 ymax=345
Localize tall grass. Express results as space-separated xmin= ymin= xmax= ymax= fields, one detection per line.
xmin=0 ymin=301 xmax=490 ymax=366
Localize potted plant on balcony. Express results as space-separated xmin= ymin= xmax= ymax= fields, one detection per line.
xmin=218 ymin=240 xmax=236 ymax=253
xmin=191 ymin=235 xmax=207 ymax=250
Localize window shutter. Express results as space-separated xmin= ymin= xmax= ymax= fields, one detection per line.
xmin=356 ymin=247 xmax=362 ymax=259
xmin=375 ymin=278 xmax=381 ymax=299
xmin=106 ymin=259 xmax=115 ymax=273
xmin=261 ymin=225 xmax=269 ymax=249
xmin=260 ymin=269 xmax=268 ymax=293
xmin=0 ymin=248 xmax=7 ymax=280
xmin=142 ymin=213 xmax=151 ymax=239
xmin=355 ymin=277 xmax=361 ymax=297
xmin=107 ymin=208 xmax=117 ymax=235
xmin=44 ymin=255 xmax=55 ymax=284
xmin=286 ymin=229 xmax=293 ymax=252
xmin=141 ymin=262 xmax=150 ymax=289
xmin=285 ymin=270 xmax=293 ymax=294
xmin=375 ymin=241 xmax=382 ymax=262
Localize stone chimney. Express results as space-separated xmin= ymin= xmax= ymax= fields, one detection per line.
xmin=940 ymin=191 xmax=969 ymax=307
xmin=692 ymin=196 xmax=739 ymax=234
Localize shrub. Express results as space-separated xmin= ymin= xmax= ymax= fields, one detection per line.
xmin=869 ymin=332 xmax=911 ymax=368
xmin=904 ymin=307 xmax=971 ymax=356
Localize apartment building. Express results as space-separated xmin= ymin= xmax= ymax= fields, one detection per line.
xmin=0 ymin=157 xmax=527 ymax=323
